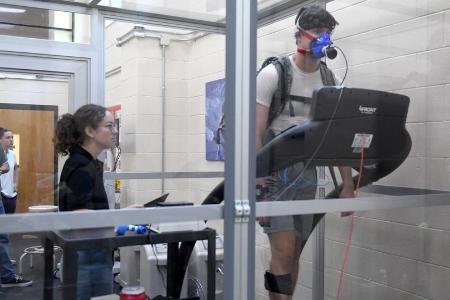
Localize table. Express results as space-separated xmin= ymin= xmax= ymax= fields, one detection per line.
xmin=43 ymin=227 xmax=216 ymax=300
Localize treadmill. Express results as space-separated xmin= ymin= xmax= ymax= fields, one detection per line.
xmin=174 ymin=86 xmax=411 ymax=300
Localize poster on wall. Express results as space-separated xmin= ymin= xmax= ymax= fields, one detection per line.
xmin=108 ymin=104 xmax=121 ymax=147
xmin=205 ymin=78 xmax=225 ymax=161
xmin=106 ymin=104 xmax=121 ymax=171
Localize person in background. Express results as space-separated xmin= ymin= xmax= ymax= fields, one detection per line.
xmin=0 ymin=128 xmax=19 ymax=214
xmin=0 ymin=130 xmax=31 ymax=288
xmin=55 ymin=104 xmax=118 ymax=299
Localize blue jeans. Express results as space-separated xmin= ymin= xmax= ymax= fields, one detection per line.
xmin=0 ymin=198 xmax=16 ymax=282
xmin=76 ymin=248 xmax=113 ymax=300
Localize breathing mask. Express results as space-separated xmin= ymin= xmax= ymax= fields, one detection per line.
xmin=297 ymin=30 xmax=337 ymax=60
xmin=309 ymin=32 xmax=337 ymax=59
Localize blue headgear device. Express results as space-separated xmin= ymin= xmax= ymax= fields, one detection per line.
xmin=310 ymin=32 xmax=336 ymax=59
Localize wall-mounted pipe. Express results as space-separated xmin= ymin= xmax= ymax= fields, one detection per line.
xmin=160 ymin=36 xmax=169 ymax=194
xmin=115 ymin=25 xmax=207 ymax=47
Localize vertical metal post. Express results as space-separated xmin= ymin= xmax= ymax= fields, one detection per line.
xmin=313 ymin=2 xmax=329 ymax=298
xmin=313 ymin=166 xmax=326 ymax=300
xmin=223 ymin=0 xmax=257 ymax=299
xmin=89 ymin=8 xmax=105 ymax=105
xmin=207 ymin=232 xmax=217 ymax=300
xmin=166 ymin=242 xmax=178 ymax=298
xmin=160 ymin=40 xmax=168 ymax=194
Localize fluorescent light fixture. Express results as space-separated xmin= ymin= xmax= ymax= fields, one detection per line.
xmin=0 ymin=6 xmax=26 ymax=14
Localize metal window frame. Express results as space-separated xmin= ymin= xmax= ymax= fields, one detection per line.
xmin=0 ymin=46 xmax=89 ymax=110
xmin=223 ymin=0 xmax=257 ymax=298
xmin=0 ymin=0 xmax=91 ymax=14
xmin=97 ymin=6 xmax=226 ymax=34
xmin=0 ymin=1 xmax=449 ymax=299
xmin=0 ymin=1 xmax=104 ymax=105
xmin=104 ymin=171 xmax=224 ymax=180
xmin=0 ymin=205 xmax=224 ymax=233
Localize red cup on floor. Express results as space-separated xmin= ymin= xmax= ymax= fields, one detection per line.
xmin=120 ymin=286 xmax=146 ymax=300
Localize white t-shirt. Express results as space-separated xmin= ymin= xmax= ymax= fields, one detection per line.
xmin=256 ymin=55 xmax=326 ymax=135
xmin=1 ymin=151 xmax=17 ymax=197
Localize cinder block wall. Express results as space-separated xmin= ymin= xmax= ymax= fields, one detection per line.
xmin=105 ymin=23 xmax=225 ymax=207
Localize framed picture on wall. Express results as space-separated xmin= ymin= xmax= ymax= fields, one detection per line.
xmin=205 ymin=78 xmax=225 ymax=161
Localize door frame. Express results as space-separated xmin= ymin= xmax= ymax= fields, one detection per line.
xmin=0 ymin=103 xmax=58 ymax=206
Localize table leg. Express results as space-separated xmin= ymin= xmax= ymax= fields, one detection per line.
xmin=207 ymin=232 xmax=216 ymax=300
xmin=166 ymin=242 xmax=178 ymax=298
xmin=43 ymin=235 xmax=54 ymax=300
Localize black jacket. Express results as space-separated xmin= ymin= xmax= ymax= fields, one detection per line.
xmin=58 ymin=145 xmax=109 ymax=211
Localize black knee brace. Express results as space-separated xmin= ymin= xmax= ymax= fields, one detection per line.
xmin=264 ymin=271 xmax=293 ymax=296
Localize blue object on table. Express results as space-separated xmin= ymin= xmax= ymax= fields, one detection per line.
xmin=115 ymin=225 xmax=148 ymax=236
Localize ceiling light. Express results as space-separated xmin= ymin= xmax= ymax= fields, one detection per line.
xmin=0 ymin=7 xmax=26 ymax=14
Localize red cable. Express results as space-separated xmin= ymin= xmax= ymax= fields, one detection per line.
xmin=336 ymin=145 xmax=364 ymax=300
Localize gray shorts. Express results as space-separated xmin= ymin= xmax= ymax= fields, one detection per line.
xmin=258 ymin=163 xmax=317 ymax=242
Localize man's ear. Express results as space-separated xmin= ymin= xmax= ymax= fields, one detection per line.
xmin=295 ymin=31 xmax=301 ymax=46
xmin=84 ymin=126 xmax=96 ymax=139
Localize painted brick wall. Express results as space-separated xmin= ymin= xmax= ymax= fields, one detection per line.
xmin=105 ymin=23 xmax=225 ymax=207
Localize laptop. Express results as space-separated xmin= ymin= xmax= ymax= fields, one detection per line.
xmin=144 ymin=193 xmax=170 ymax=207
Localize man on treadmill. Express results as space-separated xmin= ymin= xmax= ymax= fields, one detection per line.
xmin=255 ymin=5 xmax=355 ymax=299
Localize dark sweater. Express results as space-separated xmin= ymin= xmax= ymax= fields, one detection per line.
xmin=58 ymin=145 xmax=109 ymax=211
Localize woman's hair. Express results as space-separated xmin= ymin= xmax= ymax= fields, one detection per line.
xmin=55 ymin=104 xmax=106 ymax=155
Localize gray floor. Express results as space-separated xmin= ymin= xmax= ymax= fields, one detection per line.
xmin=0 ymin=233 xmax=64 ymax=299
xmin=0 ymin=233 xmax=121 ymax=300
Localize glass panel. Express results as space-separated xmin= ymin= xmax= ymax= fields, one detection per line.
xmin=254 ymin=1 xmax=324 ymax=297
xmin=99 ymin=0 xmax=226 ymax=23
xmin=105 ymin=19 xmax=225 ymax=204
xmin=0 ymin=4 xmax=91 ymax=43
xmin=3 ymin=222 xmax=222 ymax=299
xmin=0 ymin=71 xmax=69 ymax=296
xmin=103 ymin=17 xmax=227 ymax=297
xmin=322 ymin=205 xmax=450 ymax=300
xmin=254 ymin=0 xmax=450 ymax=298
xmin=0 ymin=3 xmax=229 ymax=300
xmin=95 ymin=0 xmax=290 ymax=23
xmin=320 ymin=0 xmax=450 ymax=297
